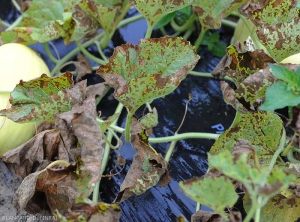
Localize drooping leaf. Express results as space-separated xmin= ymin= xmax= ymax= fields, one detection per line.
xmin=210 ymin=112 xmax=283 ymax=166
xmin=8 ymin=97 xmax=103 ymax=215
xmin=1 ymin=0 xmax=80 ymax=44
xmin=55 ymin=202 xmax=121 ymax=222
xmin=0 ymin=73 xmax=86 ymax=123
xmin=256 ymin=18 xmax=300 ymax=62
xmin=131 ymin=0 xmax=193 ymax=28
xmin=192 ymin=0 xmax=248 ymax=30
xmin=243 ymin=194 xmax=300 ymax=222
xmin=179 ymin=176 xmax=238 ymax=219
xmin=97 ymin=36 xmax=199 ymax=114
xmin=77 ymin=0 xmax=130 ymax=35
xmin=240 ymin=0 xmax=298 ymax=26
xmin=212 ymin=45 xmax=275 ymax=84
xmin=1 ymin=0 xmax=129 ymax=45
xmin=114 ymin=117 xmax=170 ymax=203
xmin=191 ymin=210 xmax=242 ymax=222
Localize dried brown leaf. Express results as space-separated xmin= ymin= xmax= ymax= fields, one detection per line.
xmin=191 ymin=210 xmax=242 ymax=222
xmin=75 ymin=53 xmax=92 ymax=81
xmin=114 ymin=117 xmax=170 ymax=203
xmin=63 ymin=202 xmax=121 ymax=222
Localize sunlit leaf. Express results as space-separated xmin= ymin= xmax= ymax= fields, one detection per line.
xmin=179 ymin=176 xmax=238 ymax=219
xmin=131 ymin=0 xmax=193 ymax=28
xmin=210 ymin=112 xmax=283 ymax=166
xmin=0 ymin=73 xmax=86 ymax=123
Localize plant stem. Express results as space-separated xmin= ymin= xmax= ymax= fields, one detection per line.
xmin=51 ymin=32 xmax=105 ymax=76
xmin=145 ymin=25 xmax=153 ymax=38
xmin=165 ymin=139 xmax=177 ymax=162
xmin=117 ymin=14 xmax=144 ymax=28
xmin=92 ymin=102 xmax=123 ymax=202
xmin=255 ymin=196 xmax=262 ymax=222
xmin=149 ymin=132 xmax=219 ymax=143
xmin=5 ymin=15 xmax=23 ymax=31
xmin=96 ymin=118 xmax=220 ymax=142
xmin=194 ymin=27 xmax=208 ymax=51
xmin=188 ymin=70 xmax=233 ymax=82
xmin=125 ymin=111 xmax=133 ymax=142
xmin=170 ymin=14 xmax=196 ymax=33
xmin=244 ymin=197 xmax=258 ymax=222
xmin=221 ymin=19 xmax=237 ymax=29
xmin=76 ymin=41 xmax=107 ymax=65
xmin=43 ymin=43 xmax=59 ymax=64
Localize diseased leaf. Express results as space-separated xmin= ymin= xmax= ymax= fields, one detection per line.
xmin=180 ymin=176 xmax=238 ymax=219
xmin=193 ymin=0 xmax=248 ymax=30
xmin=210 ymin=112 xmax=283 ymax=167
xmin=0 ymin=73 xmax=86 ymax=123
xmin=139 ymin=108 xmax=158 ymax=130
xmin=1 ymin=129 xmax=74 ymax=179
xmin=243 ymin=194 xmax=300 ymax=222
xmin=240 ymin=0 xmax=298 ymax=26
xmin=131 ymin=0 xmax=193 ymax=28
xmin=256 ymin=18 xmax=300 ymax=62
xmin=6 ymin=96 xmax=104 ymax=217
xmin=56 ymin=202 xmax=121 ymax=222
xmin=209 ymin=150 xmax=295 ymax=197
xmin=77 ymin=0 xmax=130 ymax=35
xmin=212 ymin=45 xmax=275 ymax=84
xmin=114 ymin=117 xmax=170 ymax=203
xmin=191 ymin=210 xmax=242 ymax=222
xmin=97 ymin=36 xmax=199 ymax=113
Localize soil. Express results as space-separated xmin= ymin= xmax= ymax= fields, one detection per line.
xmin=0 ymin=161 xmax=53 ymax=222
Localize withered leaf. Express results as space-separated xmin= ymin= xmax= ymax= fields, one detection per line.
xmin=75 ymin=53 xmax=92 ymax=81
xmin=8 ymin=96 xmax=104 ymax=216
xmin=191 ymin=210 xmax=242 ymax=222
xmin=212 ymin=45 xmax=275 ymax=85
xmin=60 ymin=202 xmax=121 ymax=222
xmin=2 ymin=129 xmax=74 ymax=179
xmin=114 ymin=117 xmax=170 ymax=203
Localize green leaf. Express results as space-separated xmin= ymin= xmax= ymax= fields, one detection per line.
xmin=210 ymin=112 xmax=283 ymax=166
xmin=155 ymin=12 xmax=176 ymax=29
xmin=139 ymin=108 xmax=158 ymax=129
xmin=97 ymin=36 xmax=199 ymax=114
xmin=244 ymin=194 xmax=300 ymax=222
xmin=256 ymin=18 xmax=300 ymax=62
xmin=260 ymin=82 xmax=300 ymax=111
xmin=209 ymin=41 xmax=227 ymax=57
xmin=268 ymin=63 xmax=295 ymax=82
xmin=131 ymin=0 xmax=193 ymax=28
xmin=179 ymin=176 xmax=238 ymax=218
xmin=0 ymin=72 xmax=86 ymax=122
